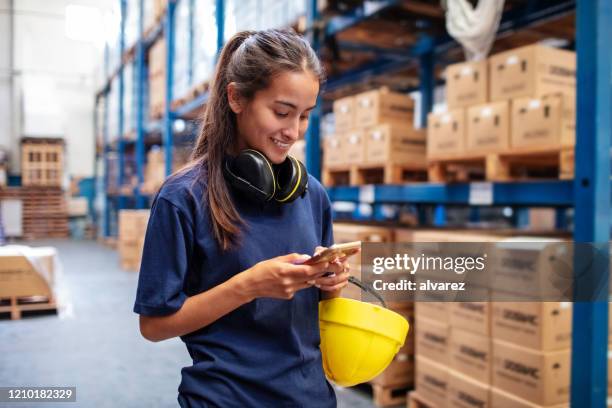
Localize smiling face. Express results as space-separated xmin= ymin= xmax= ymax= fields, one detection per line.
xmin=227 ymin=70 xmax=319 ymax=164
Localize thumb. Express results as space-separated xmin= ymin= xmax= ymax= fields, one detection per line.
xmin=277 ymin=253 xmax=311 ymax=264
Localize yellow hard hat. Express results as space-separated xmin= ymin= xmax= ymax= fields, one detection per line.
xmin=318 ymin=297 xmax=409 ymax=387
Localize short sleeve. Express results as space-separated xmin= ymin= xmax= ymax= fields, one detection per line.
xmin=133 ymin=196 xmax=194 ymax=316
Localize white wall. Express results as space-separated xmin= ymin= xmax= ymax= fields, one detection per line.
xmin=0 ymin=1 xmax=13 ymax=163
xmin=8 ymin=0 xmax=112 ymax=177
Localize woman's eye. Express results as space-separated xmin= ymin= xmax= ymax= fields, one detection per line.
xmin=275 ymin=111 xmax=289 ymax=118
xmin=300 ymin=115 xmax=309 ymax=121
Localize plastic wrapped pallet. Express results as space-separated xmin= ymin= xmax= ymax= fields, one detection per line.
xmin=193 ymin=0 xmax=218 ymax=85
xmin=0 ymin=245 xmax=60 ymax=297
xmin=173 ymin=0 xmax=191 ymax=101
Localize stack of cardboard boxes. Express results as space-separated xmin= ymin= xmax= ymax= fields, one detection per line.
xmin=118 ymin=210 xmax=150 ymax=271
xmin=332 ymin=223 xmax=415 ymax=405
xmin=324 ymin=87 xmax=426 ymax=183
xmin=141 ymin=146 xmax=191 ymax=194
xmin=428 ymin=44 xmax=576 ymax=172
xmin=405 ymin=230 xmax=610 ymax=407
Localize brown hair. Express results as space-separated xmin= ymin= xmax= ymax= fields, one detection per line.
xmin=190 ymin=29 xmax=325 ymax=250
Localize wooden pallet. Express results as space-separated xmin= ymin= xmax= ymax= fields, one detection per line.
xmin=0 ymin=296 xmax=57 ymax=320
xmin=371 ymin=383 xmax=411 ymax=407
xmin=0 ymin=187 xmax=69 ymax=239
xmin=354 ymin=163 xmax=427 ymax=185
xmin=21 ymin=138 xmax=64 ymax=187
xmin=428 ymin=147 xmax=574 ymax=182
xmin=323 ymin=163 xmax=427 ymax=187
xmin=322 ymin=165 xmax=353 ymax=187
xmin=406 ymin=392 xmax=434 ymax=408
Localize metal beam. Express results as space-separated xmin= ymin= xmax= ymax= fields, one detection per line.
xmin=327 ymin=181 xmax=580 ymax=206
xmin=135 ymin=0 xmax=146 ymax=209
xmin=570 ymin=0 xmax=611 ymax=406
xmin=325 ymin=0 xmax=576 ymax=91
xmin=325 ymin=0 xmax=399 ymax=37
xmin=163 ymin=1 xmax=176 ymax=177
xmin=306 ymin=0 xmax=322 ymax=180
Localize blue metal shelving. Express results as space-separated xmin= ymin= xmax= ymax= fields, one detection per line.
xmin=97 ymin=0 xmax=224 ymax=234
xmin=96 ymin=0 xmax=610 ymax=404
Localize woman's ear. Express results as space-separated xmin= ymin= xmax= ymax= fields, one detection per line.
xmin=227 ymin=82 xmax=244 ymax=114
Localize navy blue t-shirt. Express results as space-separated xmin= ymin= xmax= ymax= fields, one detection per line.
xmin=133 ymin=164 xmax=336 ymax=408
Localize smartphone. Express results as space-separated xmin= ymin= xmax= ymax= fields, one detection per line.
xmin=301 ymin=241 xmax=361 ymax=266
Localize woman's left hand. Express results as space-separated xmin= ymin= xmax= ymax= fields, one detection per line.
xmin=311 ymin=246 xmax=352 ymax=293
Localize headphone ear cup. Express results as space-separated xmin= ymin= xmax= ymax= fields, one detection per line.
xmin=274 ymin=156 xmax=308 ymax=203
xmin=223 ymin=151 xmax=276 ymax=202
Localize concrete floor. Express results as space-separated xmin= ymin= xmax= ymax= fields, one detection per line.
xmin=0 ymin=239 xmax=381 ymax=408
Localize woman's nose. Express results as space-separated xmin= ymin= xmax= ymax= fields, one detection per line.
xmin=282 ymin=119 xmax=300 ymax=140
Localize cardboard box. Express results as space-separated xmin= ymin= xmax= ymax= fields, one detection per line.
xmin=450 ymin=301 xmax=492 ymax=336
xmin=446 ymin=60 xmax=488 ymax=109
xmin=370 ymin=351 xmax=414 ymax=387
xmin=492 ymin=301 xmax=571 ymax=351
xmin=448 ymin=370 xmax=491 ymax=408
xmin=416 ymin=316 xmax=450 ymax=363
xmin=489 ymin=44 xmax=576 ymax=102
xmin=490 ymin=387 xmax=568 ymax=408
xmin=449 ymin=328 xmax=492 ymax=384
xmin=363 ymin=123 xmax=426 ymax=164
xmin=466 ymin=101 xmax=510 ymax=153
xmin=511 ymin=93 xmax=576 ymax=149
xmin=344 ymin=129 xmax=366 ymax=164
xmin=118 ymin=210 xmax=150 ymax=271
xmin=490 ymin=238 xmax=571 ymax=298
xmin=415 ymin=301 xmax=450 ymax=324
xmin=323 ymin=134 xmax=346 ymax=167
xmin=395 ymin=228 xmax=506 ymax=243
xmin=118 ymin=210 xmax=150 ymax=241
xmin=332 ymin=223 xmax=394 ymax=244
xmin=0 ymin=247 xmax=57 ymax=298
xmin=354 ymin=88 xmax=414 ymax=128
xmin=333 ymin=96 xmax=355 ymax=133
xmin=427 ymin=109 xmax=466 ymax=158
xmin=416 ymin=356 xmax=449 ymax=408
xmin=492 ymin=340 xmax=570 ymax=405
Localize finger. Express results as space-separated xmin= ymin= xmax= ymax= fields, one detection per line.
xmin=277 ymin=253 xmax=311 ymax=264
xmin=315 ymin=272 xmax=350 ymax=287
xmin=325 ymin=261 xmax=344 ymax=275
xmin=318 ymin=281 xmax=349 ymax=292
xmin=293 ymin=281 xmax=315 ymax=292
xmin=292 ymin=262 xmax=330 ymax=279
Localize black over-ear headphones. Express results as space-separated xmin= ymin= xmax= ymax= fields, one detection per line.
xmin=223 ymin=149 xmax=308 ymax=204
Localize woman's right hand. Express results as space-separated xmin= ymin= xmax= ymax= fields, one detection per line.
xmin=237 ymin=253 xmax=330 ymax=302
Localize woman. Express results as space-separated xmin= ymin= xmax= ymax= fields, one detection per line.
xmin=134 ymin=29 xmax=351 ymax=407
